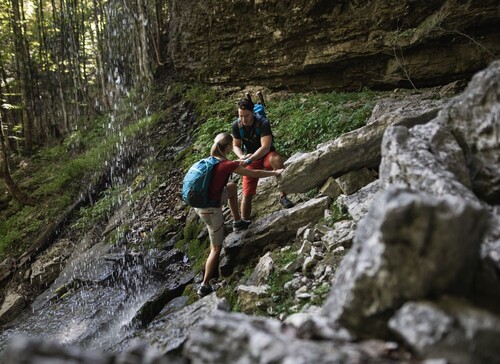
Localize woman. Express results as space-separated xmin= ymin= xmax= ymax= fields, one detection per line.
xmin=195 ymin=132 xmax=283 ymax=297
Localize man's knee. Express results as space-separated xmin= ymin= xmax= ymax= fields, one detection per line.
xmin=227 ymin=182 xmax=237 ymax=197
xmin=269 ymin=153 xmax=284 ymax=169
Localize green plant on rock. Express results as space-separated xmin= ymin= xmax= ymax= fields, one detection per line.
xmin=259 ymin=248 xmax=298 ymax=317
xmin=175 ymin=220 xmax=209 ymax=273
xmin=267 ymin=268 xmax=295 ymax=317
xmin=153 ymin=218 xmax=178 ymax=241
xmin=104 ymin=223 xmax=131 ymax=245
xmin=323 ymin=200 xmax=351 ymax=227
xmin=219 ymin=263 xmax=257 ymax=312
xmin=182 ymin=284 xmax=200 ymax=305
xmin=310 ymin=282 xmax=332 ymax=306
xmin=72 ymin=186 xmax=124 ymax=232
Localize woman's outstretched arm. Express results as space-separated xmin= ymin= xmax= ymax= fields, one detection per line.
xmin=234 ymin=165 xmax=283 ymax=178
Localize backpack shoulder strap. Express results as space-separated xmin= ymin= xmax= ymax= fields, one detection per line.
xmin=238 ymin=120 xmax=245 ymax=138
xmin=253 ymin=114 xmax=263 ymax=137
xmin=207 ymin=156 xmax=220 ymax=165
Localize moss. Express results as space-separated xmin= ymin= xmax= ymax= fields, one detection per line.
xmin=175 ymin=220 xmax=210 ymax=273
xmin=182 ymin=284 xmax=199 ymax=305
xmin=153 ymin=218 xmax=178 ymax=241
xmin=104 ymin=223 xmax=131 ymax=245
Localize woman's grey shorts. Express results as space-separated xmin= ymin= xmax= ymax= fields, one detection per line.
xmin=194 ymin=188 xmax=228 ymax=246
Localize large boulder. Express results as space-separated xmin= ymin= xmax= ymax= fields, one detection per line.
xmin=388 ymin=298 xmax=500 ymax=364
xmin=321 ymin=187 xmax=488 ymax=337
xmin=0 ymin=292 xmax=26 ymax=325
xmin=380 ymin=60 xmax=500 ymax=302
xmin=220 ymin=196 xmax=331 ymax=276
xmin=118 ymin=293 xmax=231 ymax=356
xmin=438 ymin=60 xmax=500 ymax=204
xmin=380 ymin=60 xmax=500 ymax=204
xmin=182 ymin=310 xmax=396 ymax=364
xmin=279 ymin=95 xmax=446 ymax=194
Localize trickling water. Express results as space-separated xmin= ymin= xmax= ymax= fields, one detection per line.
xmin=0 ymin=233 xmax=172 ymax=354
xmin=0 ymin=83 xmax=191 ymax=357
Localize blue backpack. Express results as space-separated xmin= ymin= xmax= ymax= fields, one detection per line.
xmin=182 ymin=156 xmax=220 ymax=208
xmin=253 ymin=103 xmax=266 ymax=118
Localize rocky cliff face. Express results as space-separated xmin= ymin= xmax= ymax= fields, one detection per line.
xmin=165 ymin=0 xmax=500 ymax=91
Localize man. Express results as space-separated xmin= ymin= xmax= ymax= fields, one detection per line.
xmin=231 ymin=94 xmax=294 ymax=224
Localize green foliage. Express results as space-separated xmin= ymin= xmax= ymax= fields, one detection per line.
xmin=267 ymin=269 xmax=295 ymax=316
xmin=178 ymin=85 xmax=236 ymax=169
xmin=179 ymin=86 xmax=377 ymax=172
xmin=323 ymin=200 xmax=351 ymax=227
xmin=0 ymin=205 xmax=37 ymax=259
xmin=175 ymin=220 xmax=210 ymax=273
xmin=104 ymin=223 xmax=131 ymax=246
xmin=263 ymin=249 xmax=298 ymax=317
xmin=269 ymin=91 xmax=376 ymax=157
xmin=0 ymin=188 xmax=75 ymax=260
xmin=0 ymin=100 xmax=158 ymax=261
xmin=217 ymin=264 xmax=257 ymax=312
xmin=142 ymin=217 xmax=179 ymax=249
xmin=182 ymin=284 xmax=199 ymax=305
xmin=152 ymin=218 xmax=177 ymax=241
xmin=310 ymin=282 xmax=332 ymax=306
xmin=184 ymin=117 xmax=228 ymax=168
xmin=72 ymin=186 xmax=124 ymax=232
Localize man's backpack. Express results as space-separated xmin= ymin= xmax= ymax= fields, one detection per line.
xmin=253 ymin=103 xmax=266 ymax=118
xmin=182 ymin=156 xmax=220 ymax=208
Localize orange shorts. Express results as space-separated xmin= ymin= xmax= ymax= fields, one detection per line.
xmin=242 ymin=151 xmax=278 ymax=196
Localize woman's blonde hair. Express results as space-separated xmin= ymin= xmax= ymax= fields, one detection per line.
xmin=211 ymin=132 xmax=233 ymax=159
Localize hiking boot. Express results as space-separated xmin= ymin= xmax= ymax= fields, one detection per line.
xmin=233 ymin=219 xmax=252 ymax=232
xmin=256 ymin=90 xmax=266 ymax=107
xmin=197 ymin=284 xmax=214 ymax=297
xmin=279 ymin=196 xmax=295 ymax=209
xmin=245 ymin=92 xmax=253 ymax=103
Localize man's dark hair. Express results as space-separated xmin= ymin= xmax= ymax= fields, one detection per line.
xmin=238 ymin=98 xmax=254 ymax=111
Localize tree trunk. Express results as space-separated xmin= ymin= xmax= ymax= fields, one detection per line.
xmin=136 ymin=0 xmax=152 ymax=81
xmin=0 ymin=115 xmax=35 ymax=206
xmin=10 ymin=0 xmax=34 ymax=154
xmin=0 ymin=66 xmax=17 ymax=154
xmin=92 ymin=0 xmax=110 ymax=109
